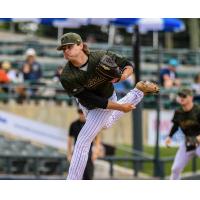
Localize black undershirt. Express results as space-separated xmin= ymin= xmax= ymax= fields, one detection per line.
xmin=79 ymin=59 xmax=89 ymax=69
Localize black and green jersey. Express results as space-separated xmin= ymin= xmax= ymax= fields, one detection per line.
xmin=60 ymin=50 xmax=133 ymax=109
xmin=170 ymin=104 xmax=200 ymax=137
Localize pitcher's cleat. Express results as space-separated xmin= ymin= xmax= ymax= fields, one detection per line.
xmin=136 ymin=81 xmax=160 ymax=95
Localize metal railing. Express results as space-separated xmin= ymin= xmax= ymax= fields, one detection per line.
xmin=100 ymin=155 xmax=198 ymax=179
xmin=0 ymin=151 xmax=197 ymax=179
xmin=0 ymin=154 xmax=68 ymax=179
xmin=0 ymin=82 xmax=196 ymax=110
xmin=1 ymin=40 xmax=200 ymax=65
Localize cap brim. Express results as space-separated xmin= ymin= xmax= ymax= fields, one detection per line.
xmin=178 ymin=92 xmax=186 ymax=96
xmin=56 ymin=43 xmax=75 ymax=51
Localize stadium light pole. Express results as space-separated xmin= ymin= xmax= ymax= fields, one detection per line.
xmin=153 ymin=44 xmax=163 ymax=178
xmin=132 ymin=25 xmax=143 ymax=167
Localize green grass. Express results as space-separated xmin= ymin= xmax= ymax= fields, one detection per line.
xmin=115 ymin=145 xmax=199 ymax=177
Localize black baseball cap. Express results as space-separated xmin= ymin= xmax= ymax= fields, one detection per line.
xmin=57 ymin=32 xmax=82 ymax=51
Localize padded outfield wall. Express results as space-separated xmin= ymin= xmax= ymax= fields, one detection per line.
xmin=0 ymin=101 xmax=178 ymax=148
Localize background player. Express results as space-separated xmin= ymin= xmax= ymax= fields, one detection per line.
xmin=165 ymin=88 xmax=200 ymax=179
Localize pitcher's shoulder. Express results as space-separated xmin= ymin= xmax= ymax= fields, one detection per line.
xmin=89 ymin=50 xmax=107 ymax=58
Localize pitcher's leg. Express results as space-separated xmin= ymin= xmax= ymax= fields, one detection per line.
xmin=105 ymin=88 xmax=144 ymax=128
xmin=67 ymin=109 xmax=111 ymax=180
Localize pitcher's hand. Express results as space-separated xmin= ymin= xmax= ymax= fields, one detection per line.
xmin=196 ymin=135 xmax=200 ymax=143
xmin=120 ymin=103 xmax=136 ymax=113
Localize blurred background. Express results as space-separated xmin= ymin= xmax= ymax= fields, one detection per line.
xmin=0 ymin=18 xmax=200 ymax=180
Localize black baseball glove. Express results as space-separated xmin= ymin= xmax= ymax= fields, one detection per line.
xmin=96 ymin=54 xmax=122 ymax=81
xmin=185 ymin=136 xmax=200 ymax=151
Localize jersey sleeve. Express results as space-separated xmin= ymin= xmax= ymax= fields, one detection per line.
xmin=171 ymin=110 xmax=179 ymax=124
xmin=169 ymin=123 xmax=179 ymax=138
xmin=169 ymin=111 xmax=179 ymax=137
xmin=75 ymin=89 xmax=108 ymax=109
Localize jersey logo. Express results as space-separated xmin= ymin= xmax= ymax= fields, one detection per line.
xmin=101 ymin=65 xmax=110 ymax=70
xmin=85 ymin=76 xmax=107 ymax=88
xmin=73 ymin=88 xmax=78 ymax=92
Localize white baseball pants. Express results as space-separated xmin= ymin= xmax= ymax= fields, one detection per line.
xmin=170 ymin=143 xmax=200 ymax=180
xmin=67 ymin=88 xmax=144 ymax=180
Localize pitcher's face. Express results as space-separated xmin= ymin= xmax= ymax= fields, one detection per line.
xmin=62 ymin=43 xmax=83 ymax=60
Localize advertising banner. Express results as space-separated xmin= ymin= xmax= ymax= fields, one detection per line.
xmin=0 ymin=111 xmax=67 ymax=150
xmin=148 ymin=110 xmax=184 ymax=146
